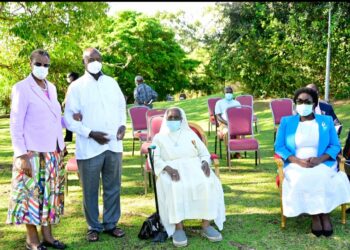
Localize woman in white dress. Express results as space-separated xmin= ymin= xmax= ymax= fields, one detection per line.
xmin=152 ymin=107 xmax=225 ymax=247
xmin=275 ymin=87 xmax=350 ymax=237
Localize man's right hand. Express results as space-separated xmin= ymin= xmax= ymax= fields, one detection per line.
xmin=73 ymin=112 xmax=83 ymax=121
xmin=89 ymin=131 xmax=110 ymax=145
xmin=15 ymin=154 xmax=32 ymax=177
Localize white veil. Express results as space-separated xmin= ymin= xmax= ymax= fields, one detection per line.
xmin=158 ymin=107 xmax=191 ymax=135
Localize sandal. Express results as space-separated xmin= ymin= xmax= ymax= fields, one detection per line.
xmin=25 ymin=242 xmax=47 ymax=250
xmin=86 ymin=230 xmax=99 ymax=242
xmin=104 ymin=227 xmax=125 ymax=238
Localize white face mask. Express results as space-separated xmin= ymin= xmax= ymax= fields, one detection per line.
xmin=32 ymin=65 xmax=48 ymax=80
xmin=87 ymin=61 xmax=102 ymax=74
xmin=296 ymin=104 xmax=313 ymax=117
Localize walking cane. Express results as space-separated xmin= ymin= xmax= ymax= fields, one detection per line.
xmin=148 ymin=145 xmax=167 ymax=241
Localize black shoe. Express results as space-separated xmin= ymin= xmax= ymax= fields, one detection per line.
xmin=42 ymin=240 xmax=66 ymax=249
xmin=311 ymin=229 xmax=323 ymax=237
xmin=323 ymin=229 xmax=333 ymax=237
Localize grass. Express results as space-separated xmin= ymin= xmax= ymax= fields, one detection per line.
xmin=1 ymin=95 xmax=350 ymax=249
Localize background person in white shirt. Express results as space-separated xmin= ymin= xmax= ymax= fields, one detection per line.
xmin=64 ymin=48 xmax=126 ymax=242
xmin=214 ymin=86 xmax=241 ymax=158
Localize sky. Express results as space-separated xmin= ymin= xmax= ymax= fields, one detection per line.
xmin=107 ymin=2 xmax=217 ymax=23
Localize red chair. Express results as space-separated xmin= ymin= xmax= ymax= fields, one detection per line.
xmin=270 ymin=98 xmax=293 ymax=141
xmin=236 ymin=95 xmax=258 ymax=132
xmin=145 ymin=109 xmax=166 ymax=139
xmin=65 ymin=157 xmax=102 ymax=196
xmin=141 ymin=115 xmax=164 ymax=194
xmin=207 ymin=97 xmax=221 ymax=136
xmin=226 ymin=105 xmax=260 ymax=170
xmin=128 ymin=106 xmax=150 ymax=156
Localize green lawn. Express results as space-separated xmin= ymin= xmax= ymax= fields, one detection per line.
xmin=1 ymin=95 xmax=350 ymax=249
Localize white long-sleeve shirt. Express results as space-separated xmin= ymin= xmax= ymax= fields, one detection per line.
xmin=64 ymin=72 xmax=126 ymax=160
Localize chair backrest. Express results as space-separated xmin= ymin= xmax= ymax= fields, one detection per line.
xmin=207 ymin=97 xmax=222 ymax=117
xmin=148 ymin=115 xmax=164 ymax=141
xmin=270 ymin=98 xmax=293 ymax=126
xmin=236 ymin=95 xmax=253 ymax=107
xmin=128 ymin=106 xmax=149 ymax=131
xmin=226 ymin=105 xmax=254 ymax=137
xmin=188 ymin=122 xmax=208 ymax=146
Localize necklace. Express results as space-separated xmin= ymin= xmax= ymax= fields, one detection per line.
xmin=168 ymin=130 xmax=182 ymax=147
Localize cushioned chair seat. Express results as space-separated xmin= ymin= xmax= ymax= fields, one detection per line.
xmin=66 ymin=157 xmax=78 ymax=172
xmin=229 ymin=138 xmax=259 ymax=151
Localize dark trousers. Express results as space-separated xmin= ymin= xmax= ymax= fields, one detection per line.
xmin=64 ymin=129 xmax=73 ymax=142
xmin=77 ymin=150 xmax=122 ymax=232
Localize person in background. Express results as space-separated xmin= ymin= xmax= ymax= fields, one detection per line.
xmin=214 ymin=86 xmax=241 ymax=158
xmin=64 ymin=48 xmax=126 ymax=242
xmin=275 ymin=87 xmax=350 ymax=237
xmin=7 ymin=49 xmax=66 ymax=250
xmin=62 ymin=72 xmax=80 ymax=142
xmin=152 ymin=107 xmax=225 ymax=247
xmin=133 ymin=75 xmax=158 ymax=108
xmin=306 ymin=83 xmax=342 ymax=135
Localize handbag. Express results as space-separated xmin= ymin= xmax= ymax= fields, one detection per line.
xmin=138 ymin=212 xmax=161 ymax=240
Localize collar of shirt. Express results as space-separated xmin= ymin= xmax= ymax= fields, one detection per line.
xmin=84 ymin=71 xmax=104 ymax=82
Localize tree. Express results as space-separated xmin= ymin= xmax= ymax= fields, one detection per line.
xmin=96 ymin=11 xmax=200 ymax=102
xmin=0 ymin=2 xmax=109 ymax=110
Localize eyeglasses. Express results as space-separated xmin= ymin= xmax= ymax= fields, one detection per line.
xmin=34 ymin=62 xmax=50 ymax=68
xmin=296 ymin=98 xmax=313 ymax=105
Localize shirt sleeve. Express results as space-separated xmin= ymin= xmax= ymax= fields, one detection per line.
xmin=115 ymin=81 xmax=126 ymax=126
xmin=63 ymin=84 xmax=91 ymax=138
xmin=152 ymin=135 xmax=169 ymax=176
xmin=215 ymin=100 xmax=222 ymax=115
xmin=10 ymin=84 xmax=29 ymax=157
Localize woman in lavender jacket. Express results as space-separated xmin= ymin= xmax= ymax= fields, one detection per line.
xmin=7 ymin=49 xmax=66 ymax=250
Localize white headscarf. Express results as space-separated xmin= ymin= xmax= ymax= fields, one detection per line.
xmin=158 ymin=107 xmax=191 ymax=135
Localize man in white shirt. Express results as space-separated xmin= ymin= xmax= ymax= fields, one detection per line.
xmin=215 ymin=86 xmax=241 ymax=158
xmin=64 ymin=48 xmax=126 ymax=242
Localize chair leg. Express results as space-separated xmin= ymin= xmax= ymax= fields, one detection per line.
xmin=281 ymin=215 xmax=286 ymax=229
xmin=274 ymin=131 xmax=276 ymax=142
xmin=144 ymin=169 xmax=148 ymax=195
xmin=64 ymin=171 xmax=68 ymax=197
xmin=244 ymin=151 xmax=247 ymax=158
xmin=341 ymin=204 xmax=347 ymax=224
xmin=255 ymin=121 xmax=258 ymax=133
xmin=214 ymin=135 xmax=217 ymax=154
xmin=228 ymin=151 xmax=231 ymax=171
xmin=148 ymin=172 xmax=152 ymax=188
xmin=255 ymin=151 xmax=257 ymax=166
xmin=208 ymin=120 xmax=210 ymax=136
xmin=219 ymin=139 xmax=222 ymax=159
xmin=132 ymin=138 xmax=135 ymax=156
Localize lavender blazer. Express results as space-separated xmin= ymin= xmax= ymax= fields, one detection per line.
xmin=10 ymin=74 xmax=65 ymax=157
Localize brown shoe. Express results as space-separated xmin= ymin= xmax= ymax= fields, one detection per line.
xmin=86 ymin=230 xmax=99 ymax=242
xmin=104 ymin=227 xmax=125 ymax=238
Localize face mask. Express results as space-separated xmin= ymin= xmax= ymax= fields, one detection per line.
xmin=87 ymin=61 xmax=102 ymax=74
xmin=32 ymin=66 xmax=48 ymax=80
xmin=166 ymin=120 xmax=181 ymax=132
xmin=296 ymin=104 xmax=313 ymax=117
xmin=225 ymin=93 xmax=233 ymax=101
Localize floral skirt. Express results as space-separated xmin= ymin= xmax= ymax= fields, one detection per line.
xmin=6 ymin=150 xmax=65 ymax=225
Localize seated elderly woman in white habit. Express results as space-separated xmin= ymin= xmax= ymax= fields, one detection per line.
xmin=152 ymin=107 xmax=225 ymax=248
